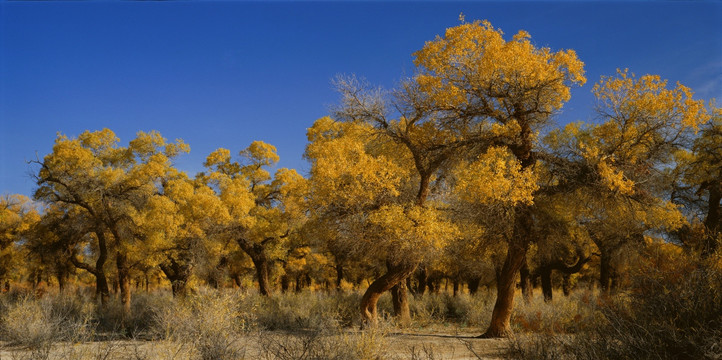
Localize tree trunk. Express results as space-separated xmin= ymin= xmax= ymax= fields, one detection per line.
xmin=482 ymin=227 xmax=530 ymax=338
xmin=520 ymin=259 xmax=533 ymax=303
xmin=335 ymin=262 xmax=344 ymax=289
xmin=414 ymin=266 xmax=428 ymax=295
xmin=281 ymin=274 xmax=290 ymax=292
xmin=703 ymin=186 xmax=721 ymax=257
xmin=391 ymin=278 xmax=411 ymax=327
xmin=540 ymin=266 xmax=553 ymax=303
xmin=600 ymin=250 xmax=613 ymax=295
xmin=252 ymin=254 xmax=272 ymax=296
xmin=159 ymin=258 xmax=192 ymax=298
xmin=116 ymin=252 xmax=131 ymax=317
xmin=562 ymin=274 xmax=571 ymax=297
xmin=360 ymin=262 xmax=416 ymax=327
xmin=468 ymin=277 xmax=481 ymax=295
xmin=452 ymin=279 xmax=459 ymax=297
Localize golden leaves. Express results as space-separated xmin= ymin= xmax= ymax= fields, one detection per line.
xmin=455 ymin=147 xmax=538 ymax=205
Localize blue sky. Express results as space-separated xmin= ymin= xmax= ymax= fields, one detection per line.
xmin=1 ymin=2 xmax=721 ymax=197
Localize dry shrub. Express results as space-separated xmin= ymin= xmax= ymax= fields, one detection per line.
xmin=258 ymin=327 xmax=391 ymax=360
xmin=511 ymin=290 xmax=600 ymax=334
xmin=155 ymin=288 xmax=249 ymax=360
xmin=252 ymin=291 xmax=361 ymax=330
xmin=0 ymin=295 xmax=92 ymax=350
xmin=505 ymin=250 xmax=722 ymax=360
xmin=410 ymin=291 xmax=493 ymax=328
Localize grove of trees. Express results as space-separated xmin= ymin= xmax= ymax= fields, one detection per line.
xmin=1 ymin=20 xmax=719 ymax=338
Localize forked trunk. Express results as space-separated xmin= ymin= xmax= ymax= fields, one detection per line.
xmin=481 ymin=240 xmax=528 ymax=338
xmin=360 ymin=262 xmax=416 ymax=328
xmin=391 ymin=278 xmax=411 ymax=327
xmin=252 ymin=255 xmax=272 ymax=296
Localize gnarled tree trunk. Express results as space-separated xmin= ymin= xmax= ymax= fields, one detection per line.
xmin=360 ymin=262 xmax=416 ymax=327
xmin=159 ymin=257 xmax=193 ymax=298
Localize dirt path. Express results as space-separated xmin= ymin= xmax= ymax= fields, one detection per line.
xmin=386 ymin=332 xmax=508 ymax=359
xmin=0 ymin=332 xmax=508 ymax=359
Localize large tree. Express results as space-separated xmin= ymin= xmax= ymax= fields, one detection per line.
xmin=34 ymin=129 xmax=188 ymax=313
xmin=201 ymin=141 xmax=307 ymax=296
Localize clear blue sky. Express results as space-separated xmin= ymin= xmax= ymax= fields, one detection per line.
xmin=1 ymin=2 xmax=721 ymax=198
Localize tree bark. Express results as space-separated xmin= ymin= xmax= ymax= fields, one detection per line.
xmin=237 ymin=238 xmax=273 ymax=296
xmin=414 ymin=266 xmax=428 ymax=295
xmin=116 ymin=251 xmax=131 ymax=317
xmin=481 ymin=241 xmax=527 ymax=338
xmin=360 ymin=262 xmax=416 ymax=327
xmin=540 ymin=266 xmax=553 ymax=302
xmin=335 ymin=262 xmax=344 ymax=289
xmin=520 ymin=258 xmax=533 ymax=303
xmin=159 ymin=258 xmax=192 ymax=298
xmin=703 ymin=186 xmax=721 ymax=257
xmin=468 ymin=277 xmax=481 ymax=295
xmin=391 ymin=278 xmax=411 ymax=327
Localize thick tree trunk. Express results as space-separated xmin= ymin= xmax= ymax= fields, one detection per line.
xmin=237 ymin=238 xmax=273 ymax=296
xmin=159 ymin=258 xmax=192 ymax=298
xmin=540 ymin=266 xmax=553 ymax=302
xmin=482 ymin=242 xmax=527 ymax=337
xmin=391 ymin=278 xmax=411 ymax=327
xmin=252 ymin=255 xmax=272 ymax=296
xmin=520 ymin=259 xmax=533 ymax=303
xmin=116 ymin=252 xmax=131 ymax=317
xmin=360 ymin=262 xmax=416 ymax=327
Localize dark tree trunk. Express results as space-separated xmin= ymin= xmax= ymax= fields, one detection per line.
xmin=237 ymin=238 xmax=273 ymax=296
xmin=159 ymin=258 xmax=192 ymax=298
xmin=335 ymin=262 xmax=344 ymax=289
xmin=414 ymin=266 xmax=428 ymax=295
xmin=391 ymin=277 xmax=411 ymax=327
xmin=281 ymin=274 xmax=291 ymax=292
xmin=520 ymin=258 xmax=533 ymax=303
xmin=116 ymin=251 xmax=131 ymax=317
xmin=540 ymin=266 xmax=553 ymax=302
xmin=468 ymin=277 xmax=481 ymax=295
xmin=452 ymin=279 xmax=459 ymax=297
xmin=703 ymin=186 xmax=721 ymax=257
xmin=70 ymin=228 xmax=110 ymax=305
xmin=253 ymin=255 xmax=272 ymax=296
xmin=360 ymin=262 xmax=416 ymax=327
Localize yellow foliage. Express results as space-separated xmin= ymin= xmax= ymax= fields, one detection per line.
xmin=455 ymin=147 xmax=538 ymax=205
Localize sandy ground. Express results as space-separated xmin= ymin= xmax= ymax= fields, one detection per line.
xmin=0 ymin=331 xmax=508 ymax=359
